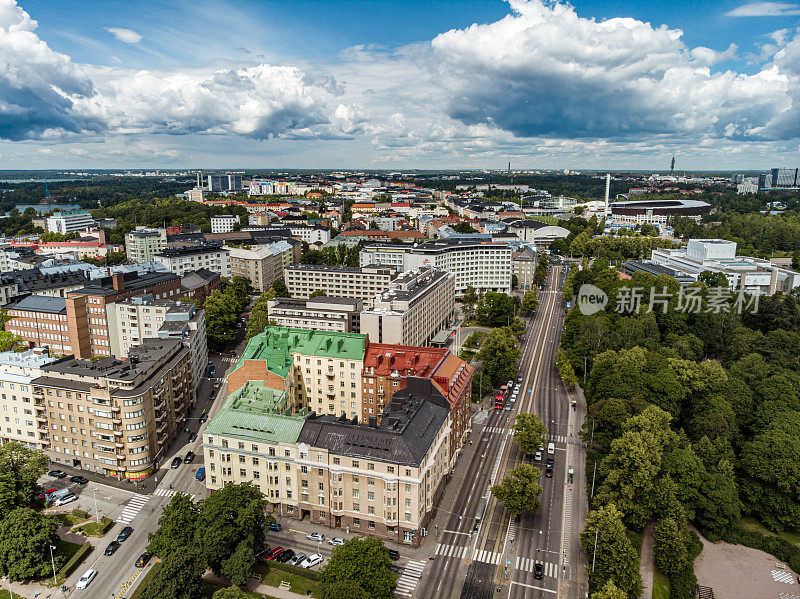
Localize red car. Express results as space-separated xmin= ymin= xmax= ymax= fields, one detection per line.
xmin=38 ymin=488 xmax=57 ymax=500
xmin=266 ymin=547 xmax=284 ymax=560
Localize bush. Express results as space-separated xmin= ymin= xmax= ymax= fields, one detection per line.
xmin=77 ymin=516 xmax=114 ymax=537
xmin=717 ymin=524 xmax=800 ymax=574
xmin=56 ymin=543 xmax=92 ymax=581
xmin=257 ymin=559 xmax=322 ymax=581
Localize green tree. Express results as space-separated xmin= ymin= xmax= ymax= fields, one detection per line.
xmin=512 ymin=413 xmax=548 ymax=456
xmin=698 ymin=270 xmax=730 ymax=288
xmin=321 ymin=579 xmax=372 ymax=599
xmin=0 ymin=442 xmax=48 ymax=510
xmin=491 ymin=463 xmax=543 ymax=517
xmin=521 ymin=289 xmax=539 ymax=314
xmin=271 ymin=278 xmax=290 ymax=297
xmin=476 ymin=291 xmax=517 ymax=327
xmin=139 ymin=550 xmax=205 ymax=599
xmin=555 ymin=348 xmax=579 ymax=389
xmin=222 ymin=538 xmax=256 ymax=587
xmin=195 ymin=483 xmax=267 ymax=575
xmin=591 ymin=580 xmax=627 ymax=599
xmin=452 ymin=222 xmax=477 ymax=234
xmin=320 ymin=537 xmax=398 ymax=599
xmin=580 ymin=504 xmax=642 ymax=597
xmin=0 ymin=508 xmax=59 ymax=581
xmin=653 ymin=517 xmax=688 ymax=575
xmin=247 ymin=290 xmax=275 ymax=340
xmin=462 ymin=285 xmax=479 ymax=320
xmin=147 ymin=493 xmax=199 ymax=561
xmin=477 ymin=328 xmax=520 ymax=385
xmin=204 ymin=289 xmax=238 ymax=351
xmin=309 ymin=290 xmax=327 ymax=299
xmin=212 ymin=586 xmax=250 ymax=599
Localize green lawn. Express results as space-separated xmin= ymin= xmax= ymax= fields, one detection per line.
xmin=200 ymin=580 xmax=271 ymax=598
xmin=652 ymin=567 xmax=670 ymax=599
xmin=0 ymin=591 xmax=12 ymax=599
xmin=76 ymin=516 xmax=114 ymax=537
xmin=463 ymin=331 xmax=487 ymax=349
xmin=739 ymin=517 xmax=800 ymax=547
xmin=51 ymin=508 xmax=91 ymax=527
xmin=260 ymin=567 xmax=321 ymax=597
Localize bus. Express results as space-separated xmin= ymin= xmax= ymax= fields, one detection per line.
xmin=494 ymin=393 xmax=504 ymax=409
xmin=474 ymin=495 xmax=488 ymax=531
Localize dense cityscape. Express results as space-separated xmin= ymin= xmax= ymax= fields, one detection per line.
xmin=3 ymin=1 xmax=800 ymax=599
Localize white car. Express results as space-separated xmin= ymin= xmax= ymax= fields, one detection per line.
xmin=54 ymin=493 xmax=77 ymax=506
xmin=305 ymin=532 xmax=324 ymax=542
xmin=76 ymin=569 xmax=97 ymax=589
xmin=328 ymin=537 xmax=345 ymax=546
xmin=301 ymin=553 xmax=324 ymax=569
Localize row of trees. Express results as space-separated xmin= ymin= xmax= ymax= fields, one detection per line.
xmin=491 ymin=413 xmax=548 ymax=516
xmin=200 ymin=277 xmax=252 ymax=351
xmin=300 ymin=243 xmax=359 ymax=267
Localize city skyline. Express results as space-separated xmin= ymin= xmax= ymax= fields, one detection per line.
xmin=3 ymin=0 xmax=800 ymax=169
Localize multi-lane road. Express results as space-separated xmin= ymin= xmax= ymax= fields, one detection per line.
xmin=420 ymin=262 xmax=587 ymax=599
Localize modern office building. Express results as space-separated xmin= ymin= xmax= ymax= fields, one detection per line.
xmin=227 ymin=241 xmax=293 ymax=292
xmin=650 ymin=239 xmax=800 ymax=294
xmin=284 ymin=264 xmax=399 ymax=300
xmin=266 ymin=297 xmax=363 ymax=333
xmin=607 ymin=198 xmax=711 ymax=225
xmin=125 ymin=227 xmax=167 ymax=263
xmin=512 ymin=246 xmax=538 ymax=290
xmin=359 ymin=240 xmax=513 ymax=295
xmin=0 ymin=348 xmax=61 ymax=450
xmin=211 ymin=215 xmax=241 ymax=233
xmin=45 ymin=210 xmax=93 ymax=235
xmin=34 ymin=338 xmax=193 ymax=479
xmin=505 ymin=220 xmax=570 ymax=247
xmin=106 ymin=296 xmax=208 ymax=394
xmin=360 ymin=268 xmax=455 ymax=346
xmin=154 ymin=244 xmax=230 ymax=278
xmin=208 ymin=174 xmax=243 ymax=192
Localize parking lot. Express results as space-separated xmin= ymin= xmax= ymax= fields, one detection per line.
xmin=39 ymin=470 xmax=143 ymax=523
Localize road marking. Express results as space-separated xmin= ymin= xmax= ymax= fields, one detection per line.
xmin=471 ymin=548 xmax=502 ymax=565
xmin=394 ymin=559 xmax=427 ymax=597
xmin=442 ymin=529 xmax=471 ymax=536
xmin=153 ymin=488 xmax=195 ymax=500
xmin=514 ymin=557 xmax=559 ymax=577
xmin=509 ymin=580 xmax=557 ymax=594
xmin=116 ymin=494 xmax=149 ymax=524
xmin=774 ymin=570 xmax=796 ymax=584
xmin=118 ymin=565 xmax=145 ymax=598
xmin=435 ymin=543 xmax=467 ymax=559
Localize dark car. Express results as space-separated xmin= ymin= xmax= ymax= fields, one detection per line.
xmin=48 ymin=470 xmax=66 ymax=478
xmin=199 ymin=414 xmax=208 ymax=423
xmin=184 ymin=451 xmax=195 ymax=464
xmin=387 ymin=549 xmax=400 ymax=561
xmin=546 ymin=458 xmax=555 ymax=468
xmin=276 ymin=549 xmax=295 ymax=563
xmin=268 ymin=522 xmax=282 ymax=532
xmin=266 ymin=547 xmax=284 ymax=561
xmin=135 ymin=553 xmax=151 ymax=568
xmin=117 ymin=526 xmax=133 ymax=542
xmin=545 ymin=468 xmax=554 ymax=478
xmin=188 ymin=432 xmax=197 ymax=443
xmin=534 ymin=562 xmax=544 ymax=580
xmin=104 ymin=541 xmax=120 ymax=556
xmin=70 ymin=475 xmax=88 ymax=484
xmin=170 ymin=457 xmax=182 ymax=469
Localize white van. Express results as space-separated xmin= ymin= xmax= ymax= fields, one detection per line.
xmin=547 ymin=442 xmax=555 ymax=455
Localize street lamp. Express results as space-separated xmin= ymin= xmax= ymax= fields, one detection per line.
xmin=3 ymin=576 xmax=13 ymax=599
xmin=93 ymin=488 xmax=99 ymax=523
xmin=48 ymin=544 xmax=57 ymax=585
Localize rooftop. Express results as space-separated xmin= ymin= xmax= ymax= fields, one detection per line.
xmin=0 ymin=348 xmax=59 ymax=369
xmin=7 ymin=294 xmax=67 ymax=314
xmin=70 ymin=270 xmax=179 ymax=297
xmin=363 ymin=343 xmax=448 ymax=378
xmin=155 ymin=244 xmax=225 ymax=258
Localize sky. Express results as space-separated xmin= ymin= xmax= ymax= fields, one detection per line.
xmin=2 ymin=0 xmax=800 ymax=170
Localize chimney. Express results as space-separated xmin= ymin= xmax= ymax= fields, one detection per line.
xmin=368 ymin=416 xmax=377 ymax=428
xmin=112 ymin=273 xmax=125 ymax=291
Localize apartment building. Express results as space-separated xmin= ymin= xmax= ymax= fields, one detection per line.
xmin=211 ymin=215 xmax=240 ymax=233
xmin=0 ymin=348 xmax=61 ymax=450
xmin=106 ymin=296 xmax=208 ymax=394
xmin=154 ymin=244 xmax=230 ymax=278
xmin=360 ymin=268 xmax=454 ymax=346
xmin=226 ymin=241 xmax=293 ymax=292
xmin=359 ymin=240 xmax=513 ymax=295
xmin=125 ymin=227 xmax=167 ymax=263
xmin=179 ymin=268 xmax=221 ymax=305
xmin=34 ymin=338 xmax=193 ymax=479
xmin=284 ymin=264 xmax=398 ymax=300
xmin=228 ymin=327 xmax=366 ymax=419
xmin=45 ymin=210 xmax=93 ymax=235
xmin=294 ymin=379 xmax=450 ymax=546
xmin=512 ymin=246 xmax=537 ymax=291
xmin=266 ymin=297 xmax=362 ymax=333
xmin=5 ymin=271 xmax=182 ymax=358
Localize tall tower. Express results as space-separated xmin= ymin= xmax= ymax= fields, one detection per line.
xmin=670 ymin=155 xmax=675 ymax=175
xmin=604 ymin=173 xmax=611 ymax=218
xmin=507 ymin=162 xmax=511 ymax=176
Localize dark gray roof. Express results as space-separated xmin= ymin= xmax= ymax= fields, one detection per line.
xmin=297 ymin=378 xmax=448 ymax=466
xmin=7 ymin=294 xmax=67 ymax=314
xmin=155 ymin=243 xmax=224 ymax=258
xmin=72 ymin=271 xmax=179 ymax=297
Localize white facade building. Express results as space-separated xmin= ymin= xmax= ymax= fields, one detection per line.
xmin=45 ymin=210 xmax=93 ymax=234
xmin=210 ymin=214 xmax=240 ymax=234
xmin=154 ymin=245 xmax=230 ymax=277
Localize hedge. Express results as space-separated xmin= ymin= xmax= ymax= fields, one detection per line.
xmin=256 ymin=559 xmax=322 ymax=581
xmin=56 ymin=542 xmax=92 ymax=580
xmin=717 ymin=525 xmax=800 ymax=574
xmin=668 ymin=532 xmax=702 ymax=599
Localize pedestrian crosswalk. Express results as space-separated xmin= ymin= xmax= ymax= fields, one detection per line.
xmin=434 ymin=543 xmax=468 ymax=559
xmin=220 ymin=356 xmax=238 ymax=364
xmin=472 ymin=548 xmax=502 ymax=565
xmin=395 ymin=559 xmax=427 ymax=597
xmin=117 ymin=494 xmax=149 ymax=524
xmin=550 ymin=435 xmax=566 ymax=443
xmin=484 ymin=426 xmax=512 ymax=435
xmin=515 ymin=556 xmax=558 ymax=577
xmin=153 ymin=488 xmax=195 ymax=500
xmin=773 ymin=570 xmax=796 ymax=584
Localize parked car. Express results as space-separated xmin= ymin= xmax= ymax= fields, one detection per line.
xmin=76 ymin=569 xmax=97 ymax=589
xmin=104 ymin=541 xmax=121 ymax=556
xmin=547 ymin=442 xmax=555 ymax=454
xmin=188 ymin=432 xmax=198 ymax=443
xmin=288 ymin=553 xmax=306 ymax=567
xmin=268 ymin=522 xmax=282 ymax=532
xmin=266 ymin=547 xmax=284 ymax=560
xmin=276 ymin=549 xmax=295 ymax=563
xmin=546 ymin=458 xmax=554 ymax=468
xmin=545 ymin=468 xmax=554 ymax=478
xmin=195 ymin=467 xmax=206 ymax=482
xmin=48 ymin=470 xmax=66 ymax=478
xmin=305 ymin=532 xmax=324 ymax=542
xmin=534 ymin=562 xmax=544 ymax=580
xmin=38 ymin=487 xmax=57 ymax=500
xmin=301 ymin=554 xmax=324 ymax=569
xmin=170 ymin=457 xmax=182 ymax=469
xmin=534 ymin=451 xmax=542 ymax=462
xmin=184 ymin=451 xmax=195 ymax=464
xmin=117 ymin=526 xmax=133 ymax=542
xmin=387 ymin=549 xmax=400 ymax=561
xmin=199 ymin=414 xmax=208 ymax=424
xmin=54 ymin=493 xmax=77 ymax=506
xmin=328 ymin=537 xmax=345 ymax=546
xmin=70 ymin=475 xmax=88 ymax=484
xmin=135 ymin=553 xmax=151 ymax=568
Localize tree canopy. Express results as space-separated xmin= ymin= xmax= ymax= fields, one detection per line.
xmin=491 ymin=463 xmax=543 ymax=517
xmin=512 ymin=413 xmax=548 ymax=456
xmin=320 ymin=537 xmax=398 ymax=599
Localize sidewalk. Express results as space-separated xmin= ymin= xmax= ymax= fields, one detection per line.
xmin=639 ymin=521 xmax=654 ymax=599
xmin=202 ymin=573 xmax=308 ymax=599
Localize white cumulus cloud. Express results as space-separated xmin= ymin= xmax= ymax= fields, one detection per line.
xmin=105 ymin=27 xmax=142 ymax=44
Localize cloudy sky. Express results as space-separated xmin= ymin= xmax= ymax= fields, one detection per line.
xmin=2 ymin=0 xmax=800 ymax=170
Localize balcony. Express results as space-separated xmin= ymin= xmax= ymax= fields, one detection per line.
xmin=115 ymin=442 xmax=124 ymax=448
xmin=112 ymin=418 xmax=122 ymax=425
xmin=156 ymin=422 xmax=167 ymax=434
xmin=112 ymin=406 xmax=120 ymax=413
xmin=35 ymin=411 xmax=47 ymax=423
xmin=33 ymin=388 xmax=44 ymax=398
xmin=326 ymin=371 xmax=335 ymax=379
xmin=114 ymin=429 xmax=123 ymax=437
